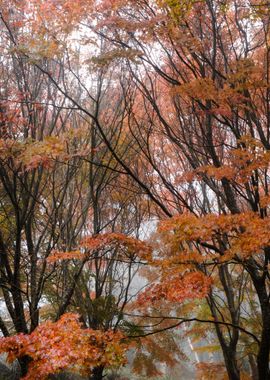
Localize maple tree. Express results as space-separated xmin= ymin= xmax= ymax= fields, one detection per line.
xmin=1 ymin=1 xmax=270 ymax=380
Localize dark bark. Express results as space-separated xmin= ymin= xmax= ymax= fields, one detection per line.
xmin=222 ymin=349 xmax=240 ymax=380
xmin=89 ymin=366 xmax=104 ymax=380
xmin=257 ymin=313 xmax=270 ymax=380
xmin=210 ymin=302 xmax=240 ymax=380
xmin=207 ymin=264 xmax=241 ymax=380
xmin=245 ymin=259 xmax=270 ymax=380
xmin=18 ymin=356 xmax=31 ymax=377
xmin=248 ymin=354 xmax=259 ymax=380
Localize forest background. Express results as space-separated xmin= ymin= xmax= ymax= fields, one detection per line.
xmin=0 ymin=1 xmax=270 ymax=380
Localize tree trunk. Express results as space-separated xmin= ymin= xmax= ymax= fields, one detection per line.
xmin=247 ymin=263 xmax=270 ymax=380
xmin=257 ymin=323 xmax=270 ymax=380
xmin=19 ymin=356 xmax=31 ymax=377
xmin=248 ymin=354 xmax=258 ymax=380
xmin=223 ymin=349 xmax=240 ymax=380
xmin=90 ymin=366 xmax=104 ymax=380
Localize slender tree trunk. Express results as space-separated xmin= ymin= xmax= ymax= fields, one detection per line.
xmin=222 ymin=349 xmax=240 ymax=380
xmin=257 ymin=321 xmax=270 ymax=380
xmin=248 ymin=354 xmax=259 ymax=380
xmin=208 ymin=267 xmax=240 ymax=380
xmin=90 ymin=366 xmax=104 ymax=380
xmin=19 ymin=356 xmax=31 ymax=377
xmin=247 ymin=261 xmax=270 ymax=380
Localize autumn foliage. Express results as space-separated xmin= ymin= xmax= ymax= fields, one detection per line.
xmin=138 ymin=272 xmax=212 ymax=305
xmin=1 ymin=0 xmax=270 ymax=379
xmin=158 ymin=211 xmax=270 ymax=262
xmin=0 ymin=313 xmax=126 ymax=380
xmin=47 ymin=232 xmax=151 ymax=263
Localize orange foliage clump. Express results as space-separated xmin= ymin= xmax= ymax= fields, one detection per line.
xmin=159 ymin=211 xmax=270 ymax=261
xmin=47 ymin=250 xmax=85 ymax=263
xmin=0 ymin=313 xmax=126 ymax=380
xmin=82 ymin=232 xmax=151 ymax=258
xmin=137 ymin=272 xmax=212 ymax=305
xmin=47 ymin=232 xmax=152 ymax=263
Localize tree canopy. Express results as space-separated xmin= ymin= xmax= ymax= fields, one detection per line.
xmin=0 ymin=1 xmax=270 ymax=379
